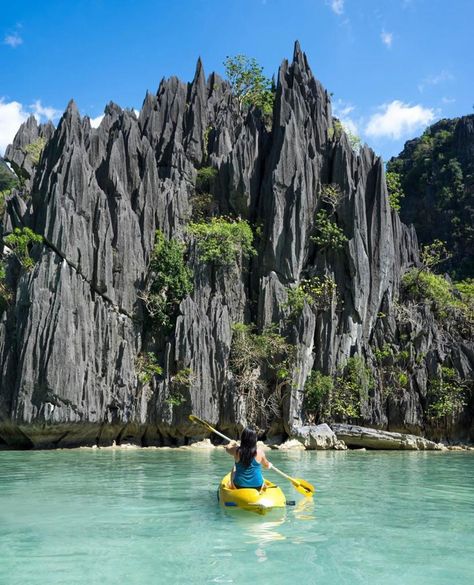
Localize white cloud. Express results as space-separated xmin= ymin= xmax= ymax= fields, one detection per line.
xmin=30 ymin=100 xmax=61 ymax=122
xmin=0 ymin=98 xmax=61 ymax=155
xmin=333 ymin=99 xmax=359 ymax=136
xmin=418 ymin=70 xmax=454 ymax=93
xmin=89 ymin=114 xmax=104 ymax=128
xmin=333 ymin=99 xmax=354 ymax=118
xmin=341 ymin=117 xmax=358 ymax=137
xmin=441 ymin=97 xmax=456 ymax=104
xmin=365 ymin=100 xmax=435 ymax=140
xmin=4 ymin=32 xmax=23 ymax=48
xmin=0 ymin=99 xmax=28 ymax=154
xmin=329 ymin=0 xmax=344 ymax=15
xmin=381 ymin=30 xmax=393 ymax=48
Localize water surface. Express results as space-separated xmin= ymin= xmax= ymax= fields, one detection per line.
xmin=1 ymin=448 xmax=473 ymax=584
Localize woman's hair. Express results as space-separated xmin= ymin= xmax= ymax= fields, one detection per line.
xmin=238 ymin=427 xmax=257 ymax=467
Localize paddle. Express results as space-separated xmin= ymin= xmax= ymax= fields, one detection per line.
xmin=188 ymin=414 xmax=315 ymax=497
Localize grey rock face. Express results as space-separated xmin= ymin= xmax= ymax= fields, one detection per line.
xmin=0 ymin=43 xmax=472 ymax=448
xmin=5 ymin=115 xmax=54 ymax=190
xmin=291 ymin=423 xmax=346 ymax=450
xmin=331 ymin=424 xmax=444 ymax=450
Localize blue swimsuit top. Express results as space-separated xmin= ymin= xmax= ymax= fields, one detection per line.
xmin=233 ymin=457 xmax=264 ymax=488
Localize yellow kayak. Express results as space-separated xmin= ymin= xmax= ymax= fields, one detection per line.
xmin=218 ymin=472 xmax=287 ymax=515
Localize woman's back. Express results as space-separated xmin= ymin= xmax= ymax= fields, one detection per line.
xmin=233 ymin=452 xmax=263 ymax=489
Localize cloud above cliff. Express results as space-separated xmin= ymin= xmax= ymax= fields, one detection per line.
xmin=0 ymin=99 xmax=27 ymax=154
xmin=0 ymin=98 xmax=60 ymax=155
xmin=89 ymin=114 xmax=104 ymax=128
xmin=365 ymin=100 xmax=435 ymax=140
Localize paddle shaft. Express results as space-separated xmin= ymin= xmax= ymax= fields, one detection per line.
xmin=270 ymin=465 xmax=296 ymax=483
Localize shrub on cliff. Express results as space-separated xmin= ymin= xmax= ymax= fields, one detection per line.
xmin=23 ymin=137 xmax=47 ymax=166
xmin=304 ymin=356 xmax=373 ymax=423
xmin=188 ymin=217 xmax=255 ymax=265
xmin=427 ymin=367 xmax=470 ymax=425
xmin=224 ymin=55 xmax=274 ymax=116
xmin=311 ymin=209 xmax=347 ymax=250
xmin=140 ymin=230 xmax=193 ymax=332
xmin=386 ymin=171 xmax=405 ymax=212
xmin=230 ymin=323 xmax=295 ymax=429
xmin=191 ymin=166 xmax=217 ymax=220
xmin=4 ymin=227 xmax=43 ymax=271
xmin=285 ymin=275 xmax=337 ymax=317
xmin=402 ymin=241 xmax=474 ymax=327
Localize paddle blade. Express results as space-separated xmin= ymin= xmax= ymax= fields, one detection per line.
xmin=292 ymin=478 xmax=315 ymax=497
xmin=188 ymin=414 xmax=213 ymax=433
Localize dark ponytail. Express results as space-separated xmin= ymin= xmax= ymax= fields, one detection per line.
xmin=238 ymin=427 xmax=257 ymax=467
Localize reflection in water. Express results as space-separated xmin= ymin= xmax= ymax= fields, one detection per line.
xmin=294 ymin=496 xmax=316 ymax=521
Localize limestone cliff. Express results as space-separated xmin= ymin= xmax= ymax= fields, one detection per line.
xmin=1 ymin=43 xmax=472 ymax=448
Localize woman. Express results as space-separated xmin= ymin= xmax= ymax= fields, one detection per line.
xmin=225 ymin=427 xmax=272 ymax=490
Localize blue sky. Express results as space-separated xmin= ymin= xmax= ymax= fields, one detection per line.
xmin=1 ymin=0 xmax=473 ymax=162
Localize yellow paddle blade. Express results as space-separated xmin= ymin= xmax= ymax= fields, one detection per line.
xmin=188 ymin=414 xmax=232 ymax=443
xmin=291 ymin=478 xmax=315 ymax=497
xmin=188 ymin=414 xmax=214 ymax=433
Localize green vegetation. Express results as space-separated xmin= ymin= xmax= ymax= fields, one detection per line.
xmin=386 ymin=171 xmax=405 ymax=211
xmin=328 ymin=120 xmax=343 ymax=141
xmin=427 ymin=367 xmax=468 ymax=421
xmin=230 ymin=323 xmax=295 ymax=428
xmin=0 ymin=161 xmax=20 ymax=217
xmin=320 ymin=183 xmax=344 ymax=211
xmin=304 ymin=356 xmax=374 ymax=422
xmin=285 ymin=275 xmax=337 ymax=317
xmin=166 ymin=367 xmax=193 ymax=407
xmin=402 ymin=239 xmax=473 ymax=327
xmin=224 ymin=55 xmax=274 ymax=116
xmin=403 ymin=270 xmax=453 ymax=312
xmin=402 ymin=270 xmax=473 ymax=327
xmin=23 ymin=137 xmax=46 ymax=166
xmin=191 ymin=166 xmax=217 ymax=220
xmin=0 ymin=263 xmax=12 ymax=313
xmin=195 ymin=166 xmax=217 ymax=193
xmin=165 ymin=392 xmax=186 ymax=407
xmin=136 ymin=352 xmax=163 ymax=384
xmin=203 ymin=126 xmax=213 ymax=159
xmin=304 ymin=370 xmax=333 ymax=420
xmin=188 ymin=217 xmax=255 ymax=265
xmin=328 ymin=119 xmax=361 ymax=154
xmin=387 ymin=117 xmax=474 ymax=279
xmin=4 ymin=227 xmax=43 ymax=270
xmin=141 ymin=230 xmax=193 ymax=332
xmin=0 ymin=161 xmax=19 ymax=192
xmin=311 ymin=209 xmax=347 ymax=250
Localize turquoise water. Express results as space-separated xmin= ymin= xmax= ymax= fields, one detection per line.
xmin=1 ymin=448 xmax=473 ymax=585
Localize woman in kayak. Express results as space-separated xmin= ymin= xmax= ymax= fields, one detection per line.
xmin=225 ymin=427 xmax=272 ymax=490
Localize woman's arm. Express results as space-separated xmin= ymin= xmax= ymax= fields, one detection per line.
xmin=258 ymin=449 xmax=272 ymax=469
xmin=225 ymin=440 xmax=238 ymax=457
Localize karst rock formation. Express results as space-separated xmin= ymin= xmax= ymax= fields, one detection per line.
xmin=1 ymin=43 xmax=472 ymax=448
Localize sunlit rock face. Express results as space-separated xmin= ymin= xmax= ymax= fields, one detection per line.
xmin=0 ymin=43 xmax=472 ymax=448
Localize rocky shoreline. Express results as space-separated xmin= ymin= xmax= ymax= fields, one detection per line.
xmin=1 ymin=422 xmax=473 ymax=451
